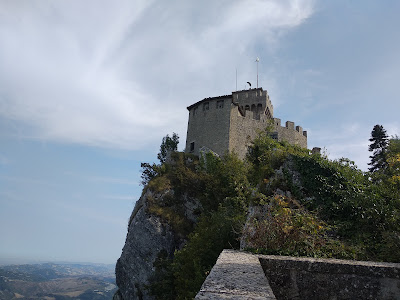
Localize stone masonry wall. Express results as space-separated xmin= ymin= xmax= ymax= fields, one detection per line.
xmin=185 ymin=96 xmax=231 ymax=157
xmin=232 ymin=88 xmax=274 ymax=118
xmin=260 ymin=254 xmax=400 ymax=300
xmin=196 ymin=250 xmax=400 ymax=300
xmin=185 ymin=88 xmax=308 ymax=159
xmin=228 ymin=107 xmax=271 ymax=160
xmin=273 ymin=118 xmax=307 ymax=149
xmin=195 ymin=250 xmax=276 ymax=299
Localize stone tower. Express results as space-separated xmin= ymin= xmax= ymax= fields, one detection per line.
xmin=185 ymin=88 xmax=307 ymax=159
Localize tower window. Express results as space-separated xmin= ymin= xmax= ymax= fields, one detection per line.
xmin=216 ymin=100 xmax=224 ymax=109
xmin=203 ymin=102 xmax=209 ymax=111
xmin=190 ymin=142 xmax=195 ymax=152
xmin=193 ymin=107 xmax=198 ymax=116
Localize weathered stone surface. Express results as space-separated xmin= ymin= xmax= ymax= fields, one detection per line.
xmin=196 ymin=250 xmax=400 ymax=300
xmin=185 ymin=88 xmax=307 ymax=160
xmin=259 ymin=254 xmax=400 ymax=300
xmin=112 ymin=289 xmax=123 ymax=300
xmin=115 ymin=189 xmax=178 ymax=300
xmin=195 ymin=249 xmax=276 ymax=299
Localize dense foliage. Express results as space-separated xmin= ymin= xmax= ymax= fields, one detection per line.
xmin=142 ymin=130 xmax=400 ymax=299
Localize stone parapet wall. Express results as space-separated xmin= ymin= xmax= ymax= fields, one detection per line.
xmin=273 ymin=118 xmax=307 ymax=149
xmin=260 ymin=254 xmax=400 ymax=300
xmin=195 ymin=250 xmax=276 ymax=299
xmin=232 ymin=88 xmax=274 ymax=118
xmin=196 ymin=250 xmax=400 ymax=300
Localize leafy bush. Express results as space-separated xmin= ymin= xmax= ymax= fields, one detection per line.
xmin=243 ymin=195 xmax=358 ymax=259
xmin=171 ymin=206 xmax=245 ymax=300
xmin=143 ymin=128 xmax=400 ymax=299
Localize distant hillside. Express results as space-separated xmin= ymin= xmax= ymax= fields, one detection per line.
xmin=0 ymin=263 xmax=116 ymax=299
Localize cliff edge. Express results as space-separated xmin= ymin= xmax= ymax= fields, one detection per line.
xmin=114 ymin=132 xmax=400 ymax=299
xmin=114 ymin=153 xmax=201 ymax=299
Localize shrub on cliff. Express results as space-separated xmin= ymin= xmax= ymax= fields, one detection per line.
xmin=146 ymin=150 xmax=250 ymax=300
xmin=281 ymin=149 xmax=399 ymax=262
xmin=144 ymin=130 xmax=400 ymax=299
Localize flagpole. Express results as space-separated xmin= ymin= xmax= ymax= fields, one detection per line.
xmin=236 ymin=68 xmax=237 ymax=91
xmin=256 ymin=57 xmax=260 ymax=88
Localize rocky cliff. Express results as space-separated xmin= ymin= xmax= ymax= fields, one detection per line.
xmin=114 ymin=153 xmax=201 ymax=300
xmin=114 ymin=192 xmax=175 ymax=299
xmin=113 ymin=133 xmax=400 ymax=299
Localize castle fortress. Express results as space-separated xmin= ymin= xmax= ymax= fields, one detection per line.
xmin=185 ymin=87 xmax=308 ymax=159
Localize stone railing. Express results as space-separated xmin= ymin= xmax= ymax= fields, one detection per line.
xmin=196 ymin=249 xmax=400 ymax=300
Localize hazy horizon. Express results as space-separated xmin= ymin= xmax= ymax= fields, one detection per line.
xmin=0 ymin=255 xmax=116 ymax=266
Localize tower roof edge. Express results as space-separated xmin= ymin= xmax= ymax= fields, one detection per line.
xmin=187 ymin=94 xmax=232 ymax=110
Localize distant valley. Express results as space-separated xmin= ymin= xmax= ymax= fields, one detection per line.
xmin=0 ymin=262 xmax=117 ymax=299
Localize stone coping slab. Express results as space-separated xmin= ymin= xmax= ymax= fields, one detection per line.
xmin=195 ymin=249 xmax=276 ymax=299
xmin=196 ymin=250 xmax=400 ymax=300
xmin=258 ymin=254 xmax=400 ymax=278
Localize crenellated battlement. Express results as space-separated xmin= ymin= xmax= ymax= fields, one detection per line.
xmin=272 ymin=118 xmax=307 ymax=145
xmin=185 ymin=87 xmax=308 ymax=158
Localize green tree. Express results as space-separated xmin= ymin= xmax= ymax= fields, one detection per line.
xmin=386 ymin=136 xmax=400 ymax=187
xmin=368 ymin=125 xmax=389 ymax=173
xmin=140 ymin=133 xmax=179 ymax=185
xmin=158 ymin=133 xmax=179 ymax=163
xmin=140 ymin=162 xmax=163 ymax=186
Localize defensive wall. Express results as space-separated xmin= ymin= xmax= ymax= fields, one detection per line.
xmin=273 ymin=118 xmax=308 ymax=149
xmin=185 ymin=88 xmax=308 ymax=159
xmin=196 ymin=249 xmax=400 ymax=300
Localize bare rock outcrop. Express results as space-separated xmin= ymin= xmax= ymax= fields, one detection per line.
xmin=114 ymin=189 xmax=176 ymax=300
xmin=115 ymin=184 xmax=200 ymax=300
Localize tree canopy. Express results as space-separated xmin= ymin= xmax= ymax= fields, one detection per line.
xmin=141 ymin=129 xmax=400 ymax=299
xmin=157 ymin=133 xmax=179 ymax=163
xmin=368 ymin=124 xmax=389 ymax=173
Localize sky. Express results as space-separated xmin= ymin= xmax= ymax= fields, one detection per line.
xmin=1 ymin=0 xmax=399 ymax=264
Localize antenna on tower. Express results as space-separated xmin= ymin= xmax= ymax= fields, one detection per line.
xmin=236 ymin=68 xmax=237 ymax=91
xmin=255 ymin=57 xmax=260 ymax=88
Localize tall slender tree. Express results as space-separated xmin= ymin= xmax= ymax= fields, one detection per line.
xmin=368 ymin=124 xmax=389 ymax=173
xmin=157 ymin=133 xmax=179 ymax=163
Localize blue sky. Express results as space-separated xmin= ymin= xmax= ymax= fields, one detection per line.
xmin=1 ymin=0 xmax=399 ymax=264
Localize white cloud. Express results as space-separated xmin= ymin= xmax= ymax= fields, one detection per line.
xmin=0 ymin=175 xmax=60 ymax=187
xmin=88 ymin=176 xmax=139 ymax=186
xmin=308 ymin=122 xmax=371 ymax=171
xmin=309 ymin=121 xmax=400 ymax=172
xmin=385 ymin=123 xmax=400 ymax=139
xmin=100 ymin=195 xmax=137 ymax=201
xmin=0 ymin=0 xmax=315 ymax=149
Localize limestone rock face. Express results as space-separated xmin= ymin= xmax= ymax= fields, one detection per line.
xmin=115 ymin=189 xmax=177 ymax=300
xmin=115 ymin=184 xmax=200 ymax=300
